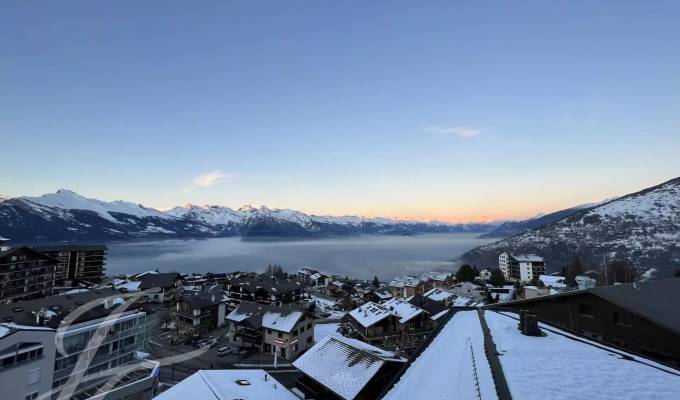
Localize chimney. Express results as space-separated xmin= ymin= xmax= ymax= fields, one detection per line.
xmin=103 ymin=298 xmax=114 ymax=310
xmin=520 ymin=312 xmax=542 ymax=336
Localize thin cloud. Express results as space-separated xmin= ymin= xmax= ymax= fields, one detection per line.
xmin=424 ymin=126 xmax=482 ymax=138
xmin=191 ymin=170 xmax=232 ymax=187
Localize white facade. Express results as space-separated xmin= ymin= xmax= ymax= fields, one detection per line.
xmin=0 ymin=325 xmax=56 ymax=400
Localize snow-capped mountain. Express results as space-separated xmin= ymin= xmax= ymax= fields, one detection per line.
xmin=0 ymin=189 xmax=492 ymax=242
xmin=461 ymin=177 xmax=680 ymax=277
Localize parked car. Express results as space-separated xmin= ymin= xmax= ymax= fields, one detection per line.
xmin=217 ymin=346 xmax=232 ymax=357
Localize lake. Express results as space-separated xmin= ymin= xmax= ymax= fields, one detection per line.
xmin=105 ymin=233 xmax=495 ymax=280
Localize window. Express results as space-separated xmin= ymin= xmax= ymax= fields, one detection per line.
xmin=307 ymin=336 xmax=312 ymax=344
xmin=25 ymin=392 xmax=38 ymax=400
xmin=306 ymin=323 xmax=312 ymax=330
xmin=277 ymin=332 xmax=283 ymax=339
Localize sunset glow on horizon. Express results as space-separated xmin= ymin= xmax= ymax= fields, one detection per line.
xmin=1 ymin=2 xmax=679 ymax=221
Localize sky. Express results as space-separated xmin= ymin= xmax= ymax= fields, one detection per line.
xmin=1 ymin=1 xmax=679 ymax=222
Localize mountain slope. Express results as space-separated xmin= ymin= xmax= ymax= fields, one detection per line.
xmin=460 ymin=177 xmax=680 ymax=277
xmin=0 ymin=190 xmax=493 ymax=242
xmin=479 ymin=205 xmax=592 ymax=238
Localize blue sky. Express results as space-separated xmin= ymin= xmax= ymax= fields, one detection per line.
xmin=1 ymin=1 xmax=679 ymax=221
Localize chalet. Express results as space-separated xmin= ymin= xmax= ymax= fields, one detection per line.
xmin=387 ymin=276 xmax=423 ymax=298
xmin=363 ymin=288 xmax=393 ymax=304
xmin=293 ymin=335 xmax=406 ymax=400
xmin=174 ymin=287 xmax=228 ymax=337
xmin=422 ymin=287 xmax=455 ymax=305
xmin=344 ymin=299 xmax=432 ymax=350
xmin=138 ymin=272 xmax=182 ymax=303
xmin=226 ymin=276 xmax=303 ymax=306
xmin=226 ymin=302 xmax=315 ymax=360
xmin=420 ymin=272 xmax=454 ymax=290
xmin=491 ymin=278 xmax=680 ymax=366
xmin=408 ymin=294 xmax=449 ymax=324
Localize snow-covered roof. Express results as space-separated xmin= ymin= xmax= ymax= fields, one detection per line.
xmin=115 ymin=281 xmax=141 ymax=292
xmin=348 ymin=302 xmax=395 ymax=328
xmin=227 ymin=303 xmax=304 ymax=333
xmin=153 ymin=369 xmax=298 ymax=400
xmin=383 ymin=310 xmax=497 ymax=400
xmin=423 ymin=288 xmax=454 ymax=302
xmin=314 ymin=322 xmax=342 ymax=343
xmin=511 ymin=254 xmax=544 ymax=262
xmin=420 ymin=271 xmax=452 ymax=282
xmin=485 ymin=311 xmax=680 ymax=400
xmin=388 ymin=275 xmax=421 ymax=288
xmin=261 ymin=310 xmax=304 ymax=333
xmin=293 ymin=336 xmax=406 ymax=400
xmin=382 ymin=298 xmax=425 ymax=324
xmin=538 ymin=275 xmax=567 ymax=288
xmin=226 ymin=306 xmax=256 ymax=323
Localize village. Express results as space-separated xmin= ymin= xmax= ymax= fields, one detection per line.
xmin=1 ymin=237 xmax=679 ymax=399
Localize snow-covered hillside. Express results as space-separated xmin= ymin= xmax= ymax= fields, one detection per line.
xmin=0 ymin=189 xmax=492 ymax=241
xmin=461 ymin=177 xmax=680 ymax=277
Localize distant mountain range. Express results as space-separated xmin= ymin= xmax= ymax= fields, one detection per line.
xmin=461 ymin=177 xmax=680 ymax=277
xmin=0 ymin=189 xmax=492 ymax=242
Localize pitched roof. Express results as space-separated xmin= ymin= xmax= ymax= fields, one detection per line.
xmin=510 ymin=254 xmax=544 ymax=262
xmin=382 ymin=298 xmax=426 ymax=324
xmin=138 ymin=272 xmax=180 ymax=289
xmin=348 ymin=302 xmax=395 ymax=328
xmin=590 ymin=278 xmax=680 ymax=334
xmin=226 ymin=302 xmax=306 ymax=333
xmin=153 ymin=369 xmax=298 ymax=400
xmin=408 ymin=294 xmax=447 ymax=318
xmin=293 ymin=335 xmax=405 ymax=400
xmin=496 ymin=278 xmax=680 ymax=334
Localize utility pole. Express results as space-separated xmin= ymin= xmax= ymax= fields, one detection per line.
xmin=603 ymin=254 xmax=608 ymax=286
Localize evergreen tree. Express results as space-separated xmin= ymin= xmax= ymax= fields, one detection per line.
xmin=456 ymin=264 xmax=477 ymax=282
xmin=372 ymin=276 xmax=380 ymax=287
xmin=489 ymin=268 xmax=506 ymax=287
xmin=565 ymin=256 xmax=584 ymax=287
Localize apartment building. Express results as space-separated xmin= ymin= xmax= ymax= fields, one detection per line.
xmin=33 ymin=245 xmax=107 ymax=285
xmin=0 ymin=289 xmax=159 ymax=400
xmin=498 ymin=252 xmax=546 ymax=282
xmin=226 ymin=302 xmax=315 ymax=361
xmin=174 ymin=287 xmax=228 ymax=338
xmin=0 ymin=246 xmax=58 ymax=304
xmin=0 ymin=324 xmax=56 ymax=400
xmin=225 ymin=276 xmax=303 ymax=306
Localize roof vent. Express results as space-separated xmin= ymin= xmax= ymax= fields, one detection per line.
xmin=4 ymin=316 xmax=13 ymax=322
xmin=235 ymin=379 xmax=251 ymax=386
xmin=12 ymin=307 xmax=23 ymax=313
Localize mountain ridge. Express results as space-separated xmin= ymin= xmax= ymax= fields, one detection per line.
xmin=0 ymin=189 xmax=494 ymax=242
xmin=460 ymin=176 xmax=680 ymax=277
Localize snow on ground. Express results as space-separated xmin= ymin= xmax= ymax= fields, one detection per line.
xmin=484 ymin=311 xmax=680 ymax=400
xmin=383 ymin=310 xmax=498 ymax=400
xmin=314 ymin=322 xmax=342 ymax=343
